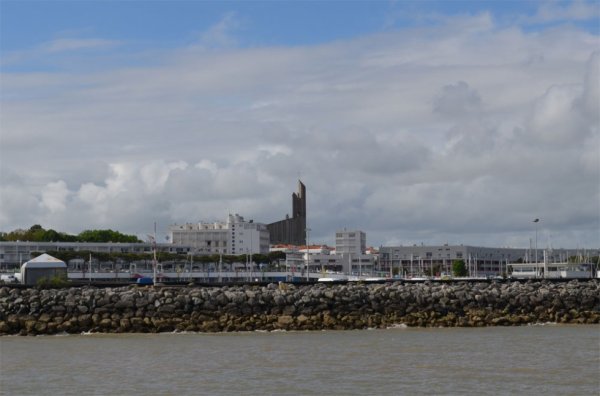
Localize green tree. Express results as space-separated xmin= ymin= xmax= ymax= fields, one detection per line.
xmin=42 ymin=229 xmax=60 ymax=241
xmin=3 ymin=228 xmax=26 ymax=241
xmin=251 ymin=253 xmax=268 ymax=264
xmin=77 ymin=229 xmax=141 ymax=243
xmin=267 ymin=251 xmax=286 ymax=263
xmin=0 ymin=225 xmax=141 ymax=242
xmin=452 ymin=259 xmax=468 ymax=277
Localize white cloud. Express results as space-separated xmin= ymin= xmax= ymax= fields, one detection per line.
xmin=140 ymin=161 xmax=187 ymax=193
xmin=194 ymin=159 xmax=219 ymax=173
xmin=1 ymin=13 xmax=598 ymax=247
xmin=434 ymin=81 xmax=483 ymax=118
xmin=42 ymin=38 xmax=120 ymax=53
xmin=40 ymin=180 xmax=69 ymax=213
xmin=527 ymin=84 xmax=586 ymax=144
xmin=1 ymin=38 xmax=121 ymax=67
xmin=197 ymin=12 xmax=241 ymax=49
xmin=580 ymin=50 xmax=600 ymax=123
xmin=531 ymin=0 xmax=599 ymax=23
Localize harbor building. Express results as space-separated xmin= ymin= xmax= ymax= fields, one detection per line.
xmin=169 ymin=213 xmax=269 ymax=255
xmin=333 ymin=229 xmax=377 ymax=275
xmin=335 ymin=229 xmax=366 ymax=256
xmin=0 ymin=241 xmax=191 ymax=271
xmin=376 ymin=245 xmax=600 ymax=277
xmin=270 ymin=228 xmax=377 ymax=276
xmin=267 ymin=180 xmax=307 ymax=246
xmin=378 ymin=245 xmax=526 ymax=277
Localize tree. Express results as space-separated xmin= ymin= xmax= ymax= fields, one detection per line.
xmin=43 ymin=229 xmax=60 ymax=241
xmin=1 ymin=225 xmax=139 ymax=242
xmin=268 ymin=251 xmax=286 ymax=263
xmin=452 ymin=259 xmax=468 ymax=277
xmin=77 ymin=229 xmax=141 ymax=243
xmin=251 ymin=253 xmax=268 ymax=264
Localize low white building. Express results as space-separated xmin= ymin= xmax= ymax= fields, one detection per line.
xmin=334 ymin=229 xmax=376 ymax=275
xmin=379 ymin=244 xmax=526 ymax=277
xmin=270 ymin=243 xmax=376 ymax=275
xmin=169 ymin=214 xmax=269 ymax=255
xmin=335 ymin=229 xmax=366 ymax=256
xmin=0 ymin=241 xmax=190 ymax=270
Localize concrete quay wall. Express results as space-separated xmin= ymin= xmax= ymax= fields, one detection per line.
xmin=0 ymin=280 xmax=598 ymax=335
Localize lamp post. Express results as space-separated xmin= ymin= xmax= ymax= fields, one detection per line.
xmin=533 ymin=218 xmax=540 ymax=277
xmin=305 ymin=228 xmax=311 ymax=282
xmin=218 ymin=252 xmax=222 ymax=283
xmin=152 ymin=222 xmax=157 ymax=286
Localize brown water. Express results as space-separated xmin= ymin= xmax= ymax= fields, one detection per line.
xmin=1 ymin=325 xmax=599 ymax=395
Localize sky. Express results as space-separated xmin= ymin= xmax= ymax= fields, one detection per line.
xmin=1 ymin=0 xmax=599 ymax=249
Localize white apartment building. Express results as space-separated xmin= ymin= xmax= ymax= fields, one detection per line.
xmin=335 ymin=229 xmax=366 ymax=255
xmin=334 ymin=229 xmax=376 ymax=274
xmin=169 ymin=214 xmax=269 ymax=255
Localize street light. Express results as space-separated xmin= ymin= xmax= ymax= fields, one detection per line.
xmin=152 ymin=222 xmax=157 ymax=286
xmin=305 ymin=228 xmax=311 ymax=282
xmin=533 ymin=218 xmax=540 ymax=277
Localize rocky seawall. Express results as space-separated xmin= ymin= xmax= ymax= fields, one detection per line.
xmin=1 ymin=280 xmax=598 ymax=335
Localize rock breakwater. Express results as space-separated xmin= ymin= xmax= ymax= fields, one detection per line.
xmin=1 ymin=280 xmax=598 ymax=335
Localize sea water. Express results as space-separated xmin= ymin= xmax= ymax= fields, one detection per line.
xmin=1 ymin=325 xmax=598 ymax=395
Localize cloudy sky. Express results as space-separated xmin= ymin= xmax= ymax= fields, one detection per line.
xmin=1 ymin=1 xmax=599 ymax=249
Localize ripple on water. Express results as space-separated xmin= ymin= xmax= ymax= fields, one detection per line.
xmin=1 ymin=325 xmax=598 ymax=396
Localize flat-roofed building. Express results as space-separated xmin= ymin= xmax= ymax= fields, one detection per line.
xmin=335 ymin=229 xmax=366 ymax=256
xmin=0 ymin=241 xmax=190 ymax=270
xmin=378 ymin=244 xmax=548 ymax=277
xmin=169 ymin=213 xmax=269 ymax=255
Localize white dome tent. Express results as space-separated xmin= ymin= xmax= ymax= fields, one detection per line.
xmin=20 ymin=253 xmax=67 ymax=286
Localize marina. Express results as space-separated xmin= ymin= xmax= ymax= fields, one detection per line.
xmin=2 ymin=265 xmax=599 ymax=287
xmin=1 ymin=241 xmax=598 ymax=286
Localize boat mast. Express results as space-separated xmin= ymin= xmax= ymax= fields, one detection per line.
xmin=218 ymin=252 xmax=222 ymax=283
xmin=153 ymin=222 xmax=157 ymax=286
xmin=189 ymin=252 xmax=192 ymax=282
